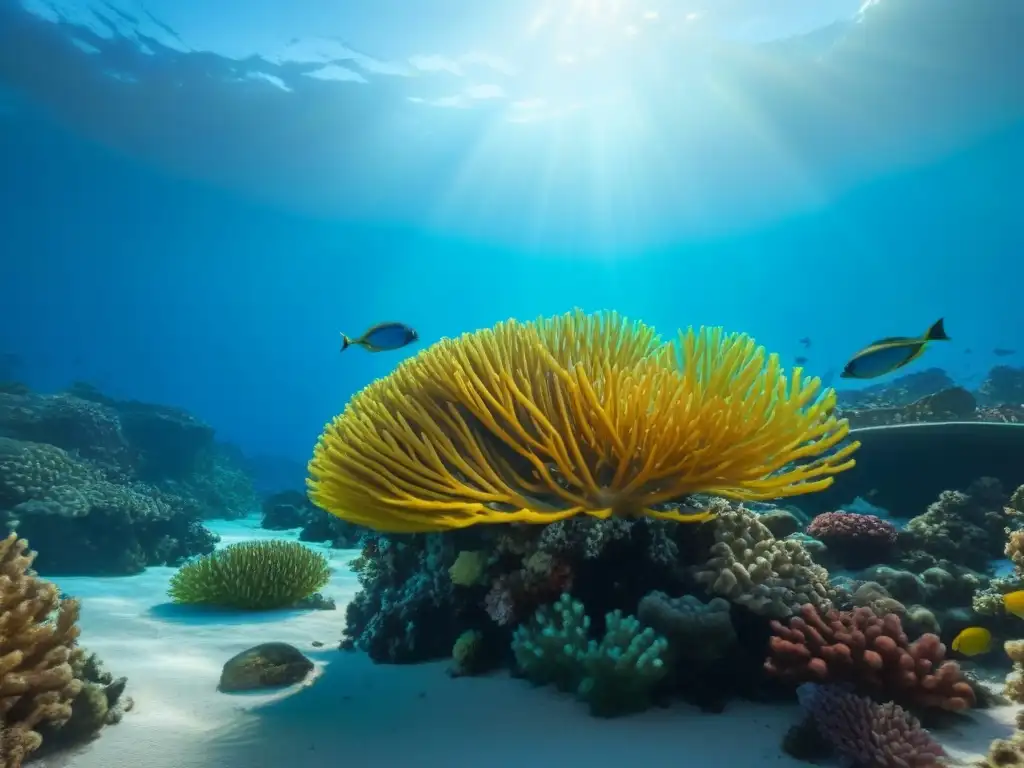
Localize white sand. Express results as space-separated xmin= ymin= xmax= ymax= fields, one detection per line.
xmin=40 ymin=519 xmax=1015 ymax=768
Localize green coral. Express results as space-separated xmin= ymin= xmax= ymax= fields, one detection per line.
xmin=511 ymin=593 xmax=668 ymax=717
xmin=168 ymin=540 xmax=330 ymax=610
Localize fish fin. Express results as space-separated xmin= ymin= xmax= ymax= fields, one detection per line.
xmin=340 ymin=333 xmax=352 ymax=352
xmin=924 ymin=317 xmax=950 ymax=342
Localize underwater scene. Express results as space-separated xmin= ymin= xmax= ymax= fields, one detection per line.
xmin=1 ymin=0 xmax=1024 ymax=766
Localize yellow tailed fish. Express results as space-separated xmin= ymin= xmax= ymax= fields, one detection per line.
xmin=840 ymin=318 xmax=950 ymax=380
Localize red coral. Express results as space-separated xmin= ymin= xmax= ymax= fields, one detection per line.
xmin=806 ymin=512 xmax=898 ymax=567
xmin=766 ymin=604 xmax=975 ymax=711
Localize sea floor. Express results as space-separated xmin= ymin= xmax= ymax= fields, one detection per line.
xmin=41 ymin=518 xmax=1016 ymax=768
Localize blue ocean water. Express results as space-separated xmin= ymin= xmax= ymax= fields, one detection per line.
xmin=1 ymin=1 xmax=1024 ymax=766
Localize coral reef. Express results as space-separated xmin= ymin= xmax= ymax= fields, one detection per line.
xmin=835 ymin=365 xmax=1024 ymax=427
xmin=693 ymin=503 xmax=833 ymax=618
xmin=766 ymin=604 xmax=974 ymax=710
xmin=0 ymin=382 xmax=266 ymax=575
xmin=308 ymin=310 xmax=856 ymax=533
xmin=806 ymin=511 xmax=897 ymax=568
xmin=897 ymin=478 xmax=1013 ymax=573
xmin=793 ymin=683 xmax=946 ymax=768
xmin=343 ymin=532 xmax=462 ymax=663
xmin=168 ymin=540 xmax=331 ymax=610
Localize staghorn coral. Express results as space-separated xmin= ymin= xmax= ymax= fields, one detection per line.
xmin=796 ymin=683 xmax=947 ymax=768
xmin=0 ymin=533 xmax=83 ymax=768
xmin=806 ymin=511 xmax=897 ymax=568
xmin=693 ymin=502 xmax=833 ymax=618
xmin=168 ymin=540 xmax=330 ymax=610
xmin=307 ymin=310 xmax=857 ymax=533
xmin=766 ymin=604 xmax=974 ymax=711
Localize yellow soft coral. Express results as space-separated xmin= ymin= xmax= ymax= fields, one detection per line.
xmin=0 ymin=533 xmax=83 ymax=768
xmin=308 ymin=310 xmax=858 ymax=533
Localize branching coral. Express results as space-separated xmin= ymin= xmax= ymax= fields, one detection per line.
xmin=511 ymin=593 xmax=668 ymax=717
xmin=168 ymin=540 xmax=330 ymax=610
xmin=766 ymin=604 xmax=974 ymax=711
xmin=0 ymin=533 xmax=83 ymax=768
xmin=796 ymin=683 xmax=947 ymax=768
xmin=693 ymin=503 xmax=833 ymax=618
xmin=307 ymin=310 xmax=857 ymax=533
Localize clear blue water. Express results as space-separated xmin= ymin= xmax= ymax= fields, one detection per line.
xmin=2 ymin=0 xmax=1020 ymax=469
xmin=1 ymin=1 xmax=1023 ymax=765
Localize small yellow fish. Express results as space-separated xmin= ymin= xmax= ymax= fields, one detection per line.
xmin=340 ymin=322 xmax=418 ymax=353
xmin=951 ymin=626 xmax=992 ymax=656
xmin=840 ymin=318 xmax=950 ymax=380
xmin=1004 ymin=590 xmax=1024 ymax=619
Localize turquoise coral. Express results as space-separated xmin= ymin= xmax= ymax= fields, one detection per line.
xmin=511 ymin=593 xmax=669 ymax=717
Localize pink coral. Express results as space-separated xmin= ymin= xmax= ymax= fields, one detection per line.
xmin=798 ymin=683 xmax=946 ymax=768
xmin=766 ymin=604 xmax=974 ymax=711
xmin=807 ymin=512 xmax=897 ymax=567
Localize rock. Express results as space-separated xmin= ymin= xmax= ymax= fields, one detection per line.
xmin=261 ymin=490 xmax=313 ymax=529
xmin=218 ymin=642 xmax=314 ymax=692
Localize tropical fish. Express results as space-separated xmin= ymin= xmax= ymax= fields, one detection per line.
xmin=340 ymin=322 xmax=419 ymax=353
xmin=840 ymin=319 xmax=950 ymax=380
xmin=799 ymin=337 xmax=812 ymax=348
xmin=795 ymin=356 xmax=809 ymax=365
xmin=1004 ymin=590 xmax=1024 ymax=619
xmin=951 ymin=626 xmax=992 ymax=656
xmin=994 ymin=348 xmax=1017 ymax=357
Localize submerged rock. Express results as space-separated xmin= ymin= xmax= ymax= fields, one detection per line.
xmin=218 ymin=642 xmax=314 ymax=693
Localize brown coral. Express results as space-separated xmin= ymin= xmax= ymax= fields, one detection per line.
xmin=694 ymin=503 xmax=833 ymax=618
xmin=0 ymin=533 xmax=83 ymax=767
xmin=766 ymin=604 xmax=974 ymax=711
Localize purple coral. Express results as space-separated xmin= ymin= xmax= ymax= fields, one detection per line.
xmin=797 ymin=683 xmax=947 ymax=768
xmin=807 ymin=511 xmax=897 ymax=567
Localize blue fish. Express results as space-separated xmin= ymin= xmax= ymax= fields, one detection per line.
xmin=340 ymin=322 xmax=418 ymax=353
xmin=840 ymin=318 xmax=950 ymax=380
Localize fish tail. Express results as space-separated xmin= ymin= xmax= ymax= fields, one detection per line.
xmin=924 ymin=318 xmax=950 ymax=342
xmin=340 ymin=333 xmax=352 ymax=352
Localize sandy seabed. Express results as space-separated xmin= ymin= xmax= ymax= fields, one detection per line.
xmin=39 ymin=518 xmax=1015 ymax=768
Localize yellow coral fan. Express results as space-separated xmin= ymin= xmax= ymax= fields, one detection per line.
xmin=308 ymin=310 xmax=858 ymax=533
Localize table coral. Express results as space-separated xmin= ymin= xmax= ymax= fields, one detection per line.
xmin=693 ymin=503 xmax=833 ymax=618
xmin=0 ymin=533 xmax=83 ymax=768
xmin=766 ymin=604 xmax=974 ymax=711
